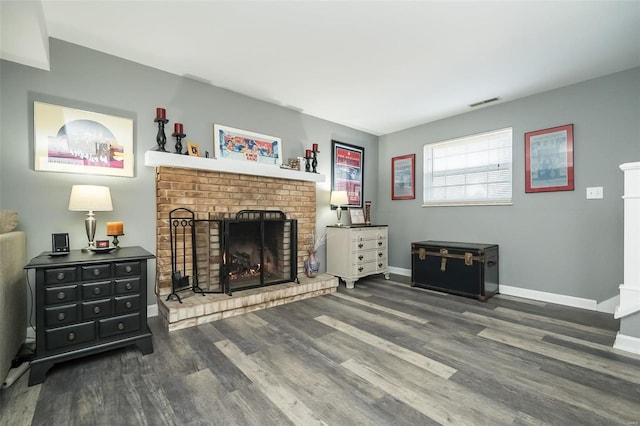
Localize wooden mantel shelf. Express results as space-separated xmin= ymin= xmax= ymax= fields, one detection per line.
xmin=144 ymin=151 xmax=325 ymax=183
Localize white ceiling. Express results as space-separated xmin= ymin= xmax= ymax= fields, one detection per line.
xmin=3 ymin=1 xmax=640 ymax=135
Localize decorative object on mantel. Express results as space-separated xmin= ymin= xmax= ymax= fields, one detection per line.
xmin=214 ymin=124 xmax=282 ymax=166
xmin=311 ymin=143 xmax=319 ymax=173
xmin=154 ymin=107 xmax=169 ymax=152
xmin=172 ymin=122 xmax=186 ymax=154
xmin=186 ymin=142 xmax=201 ymax=157
xmin=330 ymin=190 xmax=349 ymax=226
xmin=364 ymin=200 xmax=372 ymax=225
xmin=68 ymin=185 xmax=113 ymax=251
xmin=304 ymin=149 xmax=312 ymax=172
xmin=106 ymin=221 xmax=124 ymax=249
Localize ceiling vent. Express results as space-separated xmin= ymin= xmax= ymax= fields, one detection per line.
xmin=469 ymin=97 xmax=500 ymax=108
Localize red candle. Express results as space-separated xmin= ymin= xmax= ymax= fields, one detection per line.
xmin=174 ymin=123 xmax=183 ymax=134
xmin=156 ymin=107 xmax=166 ymax=119
xmin=312 ymin=143 xmax=318 ymax=152
xmin=305 ymin=149 xmax=312 ymax=157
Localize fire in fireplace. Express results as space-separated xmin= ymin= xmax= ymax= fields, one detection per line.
xmin=168 ymin=208 xmax=297 ymax=301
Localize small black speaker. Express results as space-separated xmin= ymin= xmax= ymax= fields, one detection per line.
xmin=51 ymin=233 xmax=70 ymax=254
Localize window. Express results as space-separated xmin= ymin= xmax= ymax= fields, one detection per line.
xmin=423 ymin=128 xmax=512 ymax=206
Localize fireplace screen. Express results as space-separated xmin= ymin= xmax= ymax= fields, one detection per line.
xmin=168 ymin=208 xmax=297 ymax=301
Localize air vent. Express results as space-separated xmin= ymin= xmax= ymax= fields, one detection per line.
xmin=469 ymin=97 xmax=500 ymax=108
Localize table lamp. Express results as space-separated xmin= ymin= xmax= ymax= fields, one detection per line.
xmin=68 ymin=185 xmax=113 ymax=250
xmin=330 ymin=190 xmax=349 ymax=226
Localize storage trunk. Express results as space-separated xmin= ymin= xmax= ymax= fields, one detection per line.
xmin=411 ymin=240 xmax=499 ymax=301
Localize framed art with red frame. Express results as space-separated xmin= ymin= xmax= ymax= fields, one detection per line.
xmin=392 ymin=154 xmax=415 ymax=200
xmin=525 ymin=124 xmax=574 ymax=193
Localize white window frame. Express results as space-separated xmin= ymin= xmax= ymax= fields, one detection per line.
xmin=423 ymin=127 xmax=513 ymax=207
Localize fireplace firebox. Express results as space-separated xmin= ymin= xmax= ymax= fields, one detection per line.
xmin=167 ymin=208 xmax=298 ymax=302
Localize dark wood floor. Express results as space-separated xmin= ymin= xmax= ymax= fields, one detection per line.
xmin=2 ymin=275 xmax=639 ymax=425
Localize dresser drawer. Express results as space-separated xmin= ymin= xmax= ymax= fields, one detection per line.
xmin=45 ymin=322 xmax=95 ymax=351
xmin=115 ymin=294 xmax=141 ymax=314
xmin=44 ymin=267 xmax=77 ymax=285
xmin=44 ymin=285 xmax=78 ymax=305
xmin=82 ymin=299 xmax=112 ymax=320
xmin=44 ymin=304 xmax=78 ymax=327
xmin=99 ymin=313 xmax=140 ymax=338
xmin=115 ymin=278 xmax=140 ymax=295
xmin=81 ymin=264 xmax=111 ymax=281
xmin=81 ymin=281 xmax=112 ymax=299
xmin=115 ymin=261 xmax=142 ymax=277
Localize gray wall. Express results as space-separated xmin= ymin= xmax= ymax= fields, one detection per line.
xmin=0 ymin=39 xmax=378 ymax=307
xmin=377 ymin=67 xmax=640 ymax=304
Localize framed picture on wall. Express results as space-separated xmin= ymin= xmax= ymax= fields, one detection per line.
xmin=33 ymin=101 xmax=135 ymax=177
xmin=392 ymin=154 xmax=415 ymax=200
xmin=331 ymin=140 xmax=364 ymax=208
xmin=525 ymin=124 xmax=574 ymax=193
xmin=213 ymin=124 xmax=282 ymax=166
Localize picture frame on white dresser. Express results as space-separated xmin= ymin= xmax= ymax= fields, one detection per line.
xmin=349 ymin=208 xmax=365 ymax=225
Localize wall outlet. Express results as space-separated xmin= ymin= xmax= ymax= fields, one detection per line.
xmin=586 ymin=186 xmax=604 ymax=199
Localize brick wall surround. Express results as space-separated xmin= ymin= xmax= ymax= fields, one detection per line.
xmin=155 ymin=166 xmax=317 ymax=295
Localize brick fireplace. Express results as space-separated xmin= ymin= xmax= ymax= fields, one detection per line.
xmin=147 ymin=152 xmax=338 ymax=330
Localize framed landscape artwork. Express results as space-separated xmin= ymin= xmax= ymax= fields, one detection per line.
xmin=525 ymin=124 xmax=574 ymax=193
xmin=33 ymin=101 xmax=135 ymax=177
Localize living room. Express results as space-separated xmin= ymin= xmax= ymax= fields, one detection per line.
xmin=1 ymin=1 xmax=639 ymax=423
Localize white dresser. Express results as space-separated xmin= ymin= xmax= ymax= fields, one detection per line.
xmin=326 ymin=225 xmax=390 ymax=289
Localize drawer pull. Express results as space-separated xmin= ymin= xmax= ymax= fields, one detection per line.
xmin=117 ymin=322 xmax=125 ymax=331
xmin=93 ymin=268 xmax=101 ymax=276
xmin=68 ymin=332 xmax=76 ymax=341
xmin=93 ymin=287 xmax=101 ymax=295
xmin=358 ymin=243 xmax=364 ymax=249
xmin=56 ymin=272 xmax=65 ymax=281
xmin=378 ymin=252 xmax=383 ymax=257
xmin=93 ymin=306 xmax=101 ymax=314
xmin=487 ymin=261 xmax=497 ymax=267
xmin=125 ymin=265 xmax=133 ymax=273
xmin=125 ymin=282 xmax=133 ymax=290
xmin=378 ymin=263 xmax=383 ymax=268
xmin=57 ymin=291 xmax=66 ymax=300
xmin=125 ymin=301 xmax=132 ymax=309
xmin=358 ymin=266 xmax=364 ymax=272
xmin=358 ymin=255 xmax=363 ymax=260
xmin=378 ymin=241 xmax=383 ymax=246
xmin=57 ymin=312 xmax=65 ymax=321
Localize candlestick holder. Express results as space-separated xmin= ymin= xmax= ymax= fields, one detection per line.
xmin=107 ymin=233 xmax=124 ymax=249
xmin=172 ymin=132 xmax=186 ymax=154
xmin=304 ymin=154 xmax=312 ymax=172
xmin=311 ymin=148 xmax=319 ymax=173
xmin=154 ymin=117 xmax=169 ymax=152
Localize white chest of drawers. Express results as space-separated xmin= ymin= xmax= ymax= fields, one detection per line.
xmin=326 ymin=225 xmax=390 ymax=289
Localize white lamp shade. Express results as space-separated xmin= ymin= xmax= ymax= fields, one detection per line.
xmin=330 ymin=190 xmax=349 ymax=206
xmin=68 ymin=185 xmax=113 ymax=211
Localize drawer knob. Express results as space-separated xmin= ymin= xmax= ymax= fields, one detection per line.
xmin=93 ymin=306 xmax=101 ymax=314
xmin=68 ymin=332 xmax=76 ymax=341
xmin=57 ymin=312 xmax=65 ymax=321
xmin=117 ymin=322 xmax=125 ymax=331
xmin=358 ymin=255 xmax=363 ymax=260
xmin=125 ymin=282 xmax=133 ymax=290
xmin=56 ymin=272 xmax=65 ymax=281
xmin=125 ymin=301 xmax=132 ymax=309
xmin=93 ymin=268 xmax=101 ymax=276
xmin=57 ymin=291 xmax=66 ymax=300
xmin=358 ymin=266 xmax=364 ymax=272
xmin=125 ymin=265 xmax=132 ymax=273
xmin=378 ymin=241 xmax=383 ymax=246
xmin=378 ymin=252 xmax=383 ymax=257
xmin=93 ymin=287 xmax=101 ymax=295
xmin=378 ymin=263 xmax=383 ymax=268
xmin=358 ymin=243 xmax=364 ymax=249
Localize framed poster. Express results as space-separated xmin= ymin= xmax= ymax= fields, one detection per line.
xmin=332 ymin=140 xmax=364 ymax=208
xmin=525 ymin=124 xmax=574 ymax=193
xmin=213 ymin=124 xmax=282 ymax=166
xmin=33 ymin=101 xmax=135 ymax=177
xmin=392 ymin=154 xmax=415 ymax=200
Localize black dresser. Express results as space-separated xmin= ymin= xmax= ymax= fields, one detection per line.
xmin=411 ymin=240 xmax=499 ymax=301
xmin=24 ymin=246 xmax=155 ymax=385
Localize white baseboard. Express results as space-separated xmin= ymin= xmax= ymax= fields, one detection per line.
xmin=388 ymin=265 xmax=614 ymax=313
xmin=614 ymin=332 xmax=640 ymax=355
xmin=148 ymin=304 xmax=158 ymax=317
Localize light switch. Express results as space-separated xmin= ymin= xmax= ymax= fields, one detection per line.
xmin=586 ymin=186 xmax=604 ymax=199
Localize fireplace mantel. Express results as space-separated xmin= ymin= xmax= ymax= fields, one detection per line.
xmin=145 ymin=151 xmax=325 ymax=182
